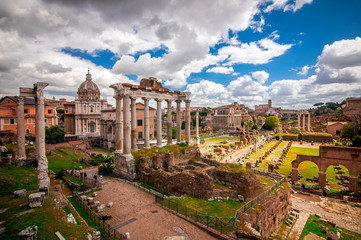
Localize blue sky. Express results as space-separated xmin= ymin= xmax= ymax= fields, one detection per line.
xmin=1 ymin=0 xmax=361 ymax=109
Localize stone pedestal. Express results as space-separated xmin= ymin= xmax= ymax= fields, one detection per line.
xmin=114 ymin=153 xmax=136 ymax=180
xmin=28 ymin=192 xmax=45 ymax=208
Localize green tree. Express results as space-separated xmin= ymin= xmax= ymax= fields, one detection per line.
xmin=352 ymin=136 xmax=361 ymax=147
xmin=45 ymin=125 xmax=65 ymax=143
xmin=252 ymin=124 xmax=258 ymax=130
xmin=264 ymin=116 xmax=280 ymax=130
xmin=172 ymin=127 xmax=177 ymax=139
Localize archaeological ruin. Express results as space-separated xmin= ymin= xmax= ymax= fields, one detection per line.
xmin=110 ymin=77 xmax=191 ymax=180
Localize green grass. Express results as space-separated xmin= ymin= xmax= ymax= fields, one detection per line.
xmin=68 ymin=196 xmax=103 ymax=233
xmin=0 ymin=192 xmax=92 ymax=239
xmin=169 ymin=195 xmax=244 ymax=218
xmin=300 ymin=215 xmax=361 ymax=240
xmin=47 ymin=147 xmax=88 ymax=173
xmin=216 ymin=163 xmax=247 ymax=175
xmin=0 ymin=165 xmax=38 ymax=197
xmin=63 ymin=174 xmax=85 ymax=185
xmin=203 ymin=136 xmax=240 ymax=146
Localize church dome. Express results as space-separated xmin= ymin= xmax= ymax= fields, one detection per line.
xmin=77 ymin=70 xmax=100 ymax=101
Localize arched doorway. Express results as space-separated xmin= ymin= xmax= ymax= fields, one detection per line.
xmin=326 ymin=164 xmax=350 ymax=191
xmin=297 ymin=161 xmax=319 ymax=188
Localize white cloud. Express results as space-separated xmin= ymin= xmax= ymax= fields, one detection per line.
xmin=264 ymin=0 xmax=313 ymax=13
xmin=219 ymin=38 xmax=293 ymax=65
xmin=297 ymin=65 xmax=310 ymax=75
xmin=206 ymin=66 xmax=234 ymax=74
xmin=316 ymin=37 xmax=361 ymax=84
xmin=252 ymin=70 xmax=269 ymax=84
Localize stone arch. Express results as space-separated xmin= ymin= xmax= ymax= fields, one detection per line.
xmin=325 ymin=164 xmax=350 ymax=190
xmin=291 ymin=155 xmax=321 ymax=185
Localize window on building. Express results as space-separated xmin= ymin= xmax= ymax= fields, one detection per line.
xmin=10 ymin=118 xmax=15 ymax=125
xmin=44 ymin=119 xmax=47 ymax=123
xmin=26 ymin=129 xmax=30 ymax=135
xmin=24 ymin=109 xmax=28 ymax=114
xmin=336 ymin=130 xmax=341 ymax=136
xmin=137 ymin=119 xmax=143 ymax=126
xmin=90 ymin=125 xmax=95 ymax=133
xmin=48 ymin=109 xmax=52 ymax=114
xmin=90 ymin=106 xmax=94 ymax=113
xmin=138 ymin=131 xmax=143 ymax=139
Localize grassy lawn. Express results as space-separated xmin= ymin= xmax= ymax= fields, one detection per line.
xmin=63 ymin=174 xmax=85 ymax=185
xmin=68 ymin=197 xmax=103 ymax=233
xmin=47 ymin=147 xmax=88 ymax=173
xmin=169 ymin=195 xmax=244 ymax=218
xmin=0 ymin=190 xmax=93 ymax=239
xmin=203 ymin=136 xmax=240 ymax=146
xmin=300 ymin=215 xmax=361 ymax=240
xmin=0 ymin=165 xmax=38 ymax=197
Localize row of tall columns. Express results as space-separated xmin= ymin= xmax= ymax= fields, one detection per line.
xmin=297 ymin=113 xmax=311 ymax=131
xmin=114 ymin=94 xmax=191 ymax=153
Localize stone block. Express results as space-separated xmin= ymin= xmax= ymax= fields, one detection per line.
xmin=97 ymin=206 xmax=103 ymax=212
xmin=107 ymin=202 xmax=113 ymax=207
xmin=94 ymin=201 xmax=100 ymax=206
xmin=92 ymin=192 xmax=97 ymax=197
xmin=14 ymin=189 xmax=27 ymax=198
xmin=237 ymin=195 xmax=244 ymax=202
xmin=19 ymin=225 xmax=37 ymax=240
xmin=28 ymin=192 xmax=45 ymax=208
xmin=80 ymin=195 xmax=87 ymax=201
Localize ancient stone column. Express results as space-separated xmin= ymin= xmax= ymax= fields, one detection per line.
xmin=167 ymin=100 xmax=173 ymax=145
xmin=143 ymin=97 xmax=150 ymax=149
xmin=34 ymin=82 xmax=50 ymax=193
xmin=297 ymin=113 xmax=300 ymax=130
xmin=176 ymin=100 xmax=182 ymax=144
xmin=130 ymin=97 xmax=137 ymax=151
xmin=307 ymin=113 xmax=311 ymax=131
xmin=195 ymin=111 xmax=200 ymax=145
xmin=185 ymin=100 xmax=191 ymax=144
xmin=115 ymin=96 xmax=123 ymax=153
xmin=302 ymin=114 xmax=305 ymax=131
xmin=156 ymin=99 xmax=162 ymax=147
xmin=16 ymin=96 xmax=26 ymax=163
xmin=123 ymin=94 xmax=131 ymax=156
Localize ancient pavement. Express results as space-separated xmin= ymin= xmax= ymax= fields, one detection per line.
xmin=291 ymin=193 xmax=361 ymax=235
xmin=94 ymin=177 xmax=219 ymax=240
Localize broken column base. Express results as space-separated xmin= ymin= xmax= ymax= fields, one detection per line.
xmin=114 ymin=153 xmax=136 ymax=180
xmin=37 ymin=171 xmax=50 ymax=194
xmin=19 ymin=226 xmax=37 ymax=240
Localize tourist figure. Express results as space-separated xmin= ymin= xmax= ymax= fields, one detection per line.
xmin=301 ymin=183 xmax=305 ymax=192
xmin=84 ymin=171 xmax=87 ymax=178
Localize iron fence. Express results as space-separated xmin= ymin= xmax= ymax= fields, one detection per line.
xmin=73 ymin=193 xmax=124 ymax=240
xmin=154 ymin=195 xmax=266 ymax=239
xmin=234 ymin=177 xmax=287 ymax=220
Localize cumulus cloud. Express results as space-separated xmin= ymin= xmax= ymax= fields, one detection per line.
xmin=206 ymin=66 xmax=234 ymax=74
xmin=219 ymin=38 xmax=293 ymax=65
xmin=316 ymin=37 xmax=361 ymax=84
xmin=252 ymin=70 xmax=269 ymax=84
xmin=297 ymin=65 xmax=310 ymax=75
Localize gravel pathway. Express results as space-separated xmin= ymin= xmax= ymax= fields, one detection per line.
xmin=93 ymin=177 xmax=219 ymax=240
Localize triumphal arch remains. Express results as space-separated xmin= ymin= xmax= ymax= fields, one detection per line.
xmin=292 ymin=145 xmax=361 ymax=192
xmin=110 ymin=77 xmax=191 ymax=179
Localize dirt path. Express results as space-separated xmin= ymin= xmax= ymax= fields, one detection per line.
xmin=93 ymin=177 xmax=219 ymax=240
xmin=291 ymin=193 xmax=361 ymax=234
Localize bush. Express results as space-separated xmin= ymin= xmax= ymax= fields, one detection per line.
xmin=98 ymin=162 xmax=114 ymax=175
xmin=45 ymin=125 xmax=65 ymax=143
xmin=352 ymin=135 xmax=361 ymax=147
xmin=264 ymin=116 xmax=280 ymax=130
xmin=252 ymin=124 xmax=258 ymax=130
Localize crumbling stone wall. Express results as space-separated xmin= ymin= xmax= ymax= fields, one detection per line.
xmin=211 ymin=169 xmax=263 ymax=200
xmin=241 ymin=185 xmax=291 ymax=238
xmin=140 ymin=168 xmax=214 ymax=198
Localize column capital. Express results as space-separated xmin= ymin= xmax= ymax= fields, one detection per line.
xmin=142 ymin=97 xmax=150 ymax=102
xmin=175 ymin=99 xmax=182 ymax=103
xmin=130 ymin=95 xmax=137 ymax=101
xmin=166 ymin=99 xmax=172 ymax=104
xmin=16 ymin=96 xmax=25 ymax=104
xmin=185 ymin=99 xmax=191 ymax=104
xmin=155 ymin=98 xmax=162 ymax=103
